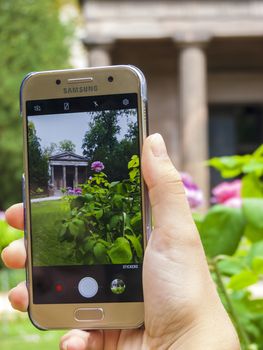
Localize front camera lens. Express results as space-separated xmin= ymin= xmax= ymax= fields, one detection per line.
xmin=108 ymin=76 xmax=114 ymax=83
xmin=56 ymin=79 xmax=61 ymax=85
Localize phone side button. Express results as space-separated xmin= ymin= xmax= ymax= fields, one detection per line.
xmin=74 ymin=308 xmax=104 ymax=322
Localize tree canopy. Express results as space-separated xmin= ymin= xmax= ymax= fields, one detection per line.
xmin=27 ymin=122 xmax=49 ymax=192
xmin=82 ymin=110 xmax=139 ymax=181
xmin=0 ymin=0 xmax=71 ymax=209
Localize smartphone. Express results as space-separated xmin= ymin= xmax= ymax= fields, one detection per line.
xmin=20 ymin=65 xmax=150 ymax=329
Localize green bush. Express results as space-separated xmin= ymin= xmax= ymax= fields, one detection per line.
xmin=0 ymin=0 xmax=71 ymax=210
xmin=60 ymin=155 xmax=143 ymax=264
xmin=196 ymin=144 xmax=263 ymax=350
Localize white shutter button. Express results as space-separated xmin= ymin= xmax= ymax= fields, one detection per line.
xmin=78 ymin=277 xmax=98 ymax=298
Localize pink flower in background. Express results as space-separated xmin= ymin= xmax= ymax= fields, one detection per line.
xmin=0 ymin=211 xmax=5 ymax=220
xmin=180 ymin=172 xmax=203 ymax=209
xmin=91 ymin=161 xmax=105 ymax=172
xmin=211 ymin=179 xmax=241 ymax=208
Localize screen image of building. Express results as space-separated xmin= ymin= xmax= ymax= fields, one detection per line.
xmin=49 ymin=152 xmax=88 ymax=192
xmin=79 ymin=0 xmax=263 ymax=204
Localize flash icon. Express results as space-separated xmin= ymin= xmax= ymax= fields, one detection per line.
xmin=64 ymin=102 xmax=69 ymax=110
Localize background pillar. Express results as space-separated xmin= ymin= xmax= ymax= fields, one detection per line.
xmin=176 ymin=33 xmax=211 ymax=207
xmin=63 ymin=166 xmax=66 ymax=188
xmin=87 ymin=43 xmax=112 ymax=67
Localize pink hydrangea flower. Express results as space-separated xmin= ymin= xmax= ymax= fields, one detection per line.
xmin=180 ymin=172 xmax=203 ymax=209
xmin=91 ymin=161 xmax=105 ymax=172
xmin=211 ymin=180 xmax=241 ymax=208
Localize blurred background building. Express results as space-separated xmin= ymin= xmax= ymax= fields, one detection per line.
xmin=79 ymin=0 xmax=263 ymax=202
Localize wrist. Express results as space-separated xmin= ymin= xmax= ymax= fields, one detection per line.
xmin=170 ymin=308 xmax=240 ymax=350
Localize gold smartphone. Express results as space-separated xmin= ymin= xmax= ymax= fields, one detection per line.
xmin=20 ymin=65 xmax=150 ymax=330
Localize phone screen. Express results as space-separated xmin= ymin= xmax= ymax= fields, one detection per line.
xmin=26 ymin=93 xmax=143 ymax=304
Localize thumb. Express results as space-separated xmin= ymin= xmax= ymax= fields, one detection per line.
xmin=142 ymin=133 xmax=195 ymax=236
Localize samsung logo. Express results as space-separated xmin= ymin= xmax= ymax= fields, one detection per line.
xmin=63 ymin=86 xmax=98 ymax=94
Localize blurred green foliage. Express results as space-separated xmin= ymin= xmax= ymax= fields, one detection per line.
xmin=0 ymin=314 xmax=64 ymax=350
xmin=0 ymin=0 xmax=71 ymax=210
xmin=0 ymin=219 xmax=23 ymax=268
xmin=197 ymin=144 xmax=263 ymax=349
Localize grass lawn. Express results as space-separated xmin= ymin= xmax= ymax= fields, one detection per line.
xmin=1 ymin=314 xmax=64 ymax=350
xmin=31 ymin=199 xmax=76 ymax=266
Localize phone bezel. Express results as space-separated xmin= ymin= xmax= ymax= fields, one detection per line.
xmin=21 ymin=65 xmax=150 ymax=330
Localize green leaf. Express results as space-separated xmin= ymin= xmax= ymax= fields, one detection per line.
xmin=112 ymin=194 xmax=124 ymax=209
xmin=108 ymin=237 xmax=132 ymax=264
xmin=109 ymin=181 xmax=120 ymax=188
xmin=244 ymin=224 xmax=263 ymax=242
xmin=253 ymin=144 xmax=263 ymax=157
xmin=59 ymin=227 xmax=73 ymax=243
xmin=109 ymin=214 xmax=122 ymax=229
xmin=228 ymin=270 xmax=258 ymax=290
xmin=208 ymin=155 xmax=250 ymax=178
xmin=94 ymin=209 xmax=103 ymax=219
xmin=128 ymin=155 xmax=139 ymax=169
xmin=252 ymin=257 xmax=263 ymax=274
xmin=97 ymin=238 xmax=110 ymax=247
xmin=83 ymin=238 xmax=96 ymax=253
xmin=245 ymin=298 xmax=263 ymax=314
xmin=70 ymin=196 xmax=85 ymax=210
xmin=83 ymin=193 xmax=93 ymax=202
xmin=93 ymin=242 xmax=110 ymax=263
xmin=0 ymin=220 xmax=23 ymax=250
xmin=247 ymin=241 xmax=263 ymax=265
xmin=218 ymin=257 xmax=247 ymax=276
xmin=193 ymin=212 xmax=204 ymax=233
xmin=125 ymin=234 xmax=143 ymax=259
xmin=241 ymin=174 xmax=263 ymax=198
xmin=243 ymin=159 xmax=263 ymax=174
xmin=199 ymin=205 xmax=245 ymax=257
xmin=129 ymin=168 xmax=138 ymax=181
xmin=68 ymin=219 xmax=85 ymax=236
xmin=243 ymin=199 xmax=263 ymax=229
xmin=130 ymin=212 xmax=142 ymax=232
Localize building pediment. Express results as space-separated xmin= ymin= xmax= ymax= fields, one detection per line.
xmin=49 ymin=152 xmax=87 ymax=162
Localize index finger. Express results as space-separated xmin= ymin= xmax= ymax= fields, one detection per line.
xmin=5 ymin=203 xmax=24 ymax=230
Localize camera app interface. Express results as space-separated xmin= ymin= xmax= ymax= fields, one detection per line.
xmin=26 ymin=94 xmax=143 ymax=303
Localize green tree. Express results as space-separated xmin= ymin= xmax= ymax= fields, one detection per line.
xmin=59 ymin=139 xmax=76 ymax=153
xmin=0 ymin=0 xmax=71 ymax=209
xmin=28 ymin=122 xmax=49 ymax=193
xmin=82 ymin=110 xmax=138 ymax=181
xmin=43 ymin=142 xmax=58 ymax=158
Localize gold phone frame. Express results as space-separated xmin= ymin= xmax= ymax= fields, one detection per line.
xmin=21 ymin=65 xmax=150 ymax=329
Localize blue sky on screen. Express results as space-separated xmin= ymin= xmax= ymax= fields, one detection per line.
xmin=28 ymin=109 xmax=137 ymax=155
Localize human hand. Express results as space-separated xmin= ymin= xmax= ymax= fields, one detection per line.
xmin=2 ymin=134 xmax=240 ymax=350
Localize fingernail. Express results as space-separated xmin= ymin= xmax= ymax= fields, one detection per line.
xmin=61 ymin=342 xmax=68 ymax=350
xmin=150 ymin=133 xmax=167 ymax=157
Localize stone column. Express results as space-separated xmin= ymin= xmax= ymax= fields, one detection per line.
xmin=74 ymin=166 xmax=78 ymax=188
xmin=63 ymin=166 xmax=66 ymax=188
xmin=51 ymin=165 xmax=55 ymax=186
xmin=176 ymin=33 xmax=211 ymax=207
xmin=84 ymin=41 xmax=113 ymax=67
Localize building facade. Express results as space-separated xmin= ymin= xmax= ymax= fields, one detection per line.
xmin=49 ymin=152 xmax=88 ymax=191
xmin=79 ymin=0 xmax=263 ymax=204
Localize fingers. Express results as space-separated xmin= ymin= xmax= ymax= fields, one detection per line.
xmin=142 ymin=134 xmax=195 ymax=232
xmin=1 ymin=238 xmax=26 ymax=269
xmin=5 ymin=203 xmax=24 ymax=230
xmin=8 ymin=281 xmax=28 ymax=312
xmin=60 ymin=329 xmax=103 ymax=350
